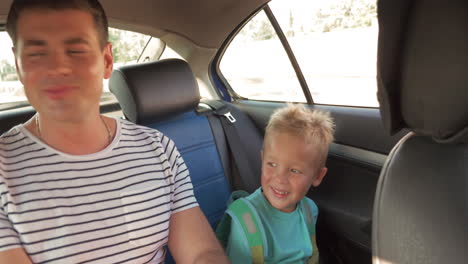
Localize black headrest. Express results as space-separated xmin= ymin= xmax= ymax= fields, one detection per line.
xmin=109 ymin=59 xmax=200 ymax=125
xmin=377 ymin=0 xmax=468 ymax=143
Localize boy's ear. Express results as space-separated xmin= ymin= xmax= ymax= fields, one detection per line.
xmin=312 ymin=167 xmax=327 ymax=187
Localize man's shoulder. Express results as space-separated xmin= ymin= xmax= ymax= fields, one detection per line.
xmin=0 ymin=126 xmax=24 ymax=177
xmin=117 ymin=118 xmax=181 ymax=155
xmin=0 ymin=125 xmax=22 ymax=141
xmin=119 ymin=118 xmax=156 ymax=132
xmin=0 ymin=126 xmax=24 ymax=153
xmin=118 ymin=119 xmax=162 ymax=139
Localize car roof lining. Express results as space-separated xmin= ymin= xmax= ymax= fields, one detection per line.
xmin=0 ymin=0 xmax=270 ymax=49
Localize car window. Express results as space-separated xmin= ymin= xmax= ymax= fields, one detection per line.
xmin=0 ymin=28 xmax=154 ymax=111
xmin=0 ymin=31 xmax=22 ymax=109
xmin=219 ymin=0 xmax=379 ymax=107
xmin=219 ymin=10 xmax=306 ymax=103
xmin=269 ymin=0 xmax=379 ymax=107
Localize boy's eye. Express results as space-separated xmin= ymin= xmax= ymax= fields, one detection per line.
xmin=267 ymin=162 xmax=277 ymax=167
xmin=290 ymin=168 xmax=303 ymax=174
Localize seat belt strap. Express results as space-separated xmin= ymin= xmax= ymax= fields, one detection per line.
xmin=203 ymin=100 xmax=257 ymax=188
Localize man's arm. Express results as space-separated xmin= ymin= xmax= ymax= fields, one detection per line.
xmin=168 ymin=207 xmax=229 ymax=264
xmin=0 ymin=248 xmax=32 ymax=264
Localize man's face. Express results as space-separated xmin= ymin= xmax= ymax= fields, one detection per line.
xmin=261 ymin=132 xmax=327 ymax=213
xmin=14 ymin=8 xmax=113 ymax=122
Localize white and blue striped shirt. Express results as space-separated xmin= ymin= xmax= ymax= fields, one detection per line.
xmin=0 ymin=118 xmax=198 ymax=263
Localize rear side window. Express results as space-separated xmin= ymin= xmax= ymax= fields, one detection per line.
xmin=0 ymin=28 xmax=153 ymax=111
xmin=269 ymin=0 xmax=378 ymax=107
xmin=219 ymin=10 xmax=306 ymax=103
xmin=219 ymin=0 xmax=379 ymax=107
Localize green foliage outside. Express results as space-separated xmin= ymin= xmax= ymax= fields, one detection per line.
xmin=315 ymin=0 xmax=376 ymax=32
xmin=0 ymin=59 xmax=17 ymax=81
xmin=109 ymin=28 xmax=149 ymax=64
xmin=240 ymin=0 xmax=377 ymax=41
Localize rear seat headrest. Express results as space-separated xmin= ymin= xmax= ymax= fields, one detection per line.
xmin=109 ymin=58 xmax=200 ymax=125
xmin=377 ymin=0 xmax=468 ymax=143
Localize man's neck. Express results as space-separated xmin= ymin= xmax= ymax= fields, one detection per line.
xmin=26 ymin=114 xmax=116 ymax=155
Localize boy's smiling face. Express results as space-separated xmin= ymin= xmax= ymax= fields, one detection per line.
xmin=261 ymin=131 xmax=327 ymax=213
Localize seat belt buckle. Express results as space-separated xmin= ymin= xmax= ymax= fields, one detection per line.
xmin=224 ymin=112 xmax=236 ymax=123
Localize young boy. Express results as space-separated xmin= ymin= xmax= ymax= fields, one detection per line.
xmin=217 ymin=104 xmax=335 ymax=264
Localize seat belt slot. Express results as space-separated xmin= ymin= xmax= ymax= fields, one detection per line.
xmin=224 ymin=112 xmax=236 ymax=123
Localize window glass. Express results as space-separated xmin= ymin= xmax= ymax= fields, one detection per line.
xmin=0 ymin=28 xmax=152 ymax=110
xmin=219 ymin=10 xmax=306 ymax=103
xmin=269 ymin=0 xmax=379 ymax=107
xmin=0 ymin=32 xmax=21 ymax=107
xmin=104 ymin=28 xmax=152 ymax=103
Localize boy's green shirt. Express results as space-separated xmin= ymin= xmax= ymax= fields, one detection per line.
xmin=225 ymin=188 xmax=318 ymax=264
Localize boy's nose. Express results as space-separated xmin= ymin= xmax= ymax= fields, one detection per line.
xmin=275 ymin=170 xmax=289 ymax=183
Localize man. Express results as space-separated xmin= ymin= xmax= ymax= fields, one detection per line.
xmin=0 ymin=0 xmax=229 ymax=263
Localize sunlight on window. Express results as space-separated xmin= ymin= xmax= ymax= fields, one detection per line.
xmin=220 ymin=0 xmax=379 ymax=107
xmin=270 ymin=0 xmax=379 ymax=107
xmin=220 ymin=11 xmax=306 ymax=103
xmin=0 ymin=32 xmax=23 ymax=105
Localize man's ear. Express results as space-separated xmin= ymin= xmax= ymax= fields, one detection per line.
xmin=312 ymin=167 xmax=327 ymax=187
xmin=103 ymin=42 xmax=114 ymax=79
xmin=13 ymin=47 xmax=24 ymax=84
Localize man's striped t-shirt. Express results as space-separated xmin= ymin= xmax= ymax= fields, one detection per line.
xmin=0 ymin=118 xmax=198 ymax=263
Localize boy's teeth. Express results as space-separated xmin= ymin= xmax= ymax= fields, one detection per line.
xmin=273 ymin=188 xmax=288 ymax=194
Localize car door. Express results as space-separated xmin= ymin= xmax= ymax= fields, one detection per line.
xmin=211 ymin=1 xmax=407 ymax=263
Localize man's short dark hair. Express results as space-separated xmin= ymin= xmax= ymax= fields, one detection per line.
xmin=6 ymin=0 xmax=109 ymax=49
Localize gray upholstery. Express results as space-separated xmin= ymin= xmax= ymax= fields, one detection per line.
xmin=373 ymin=133 xmax=467 ymax=264
xmin=377 ymin=0 xmax=468 ymax=143
xmin=109 ymin=59 xmax=200 ymax=124
xmin=373 ymin=0 xmax=468 ymax=263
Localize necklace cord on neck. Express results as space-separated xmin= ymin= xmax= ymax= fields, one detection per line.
xmin=35 ymin=114 xmax=113 ymax=145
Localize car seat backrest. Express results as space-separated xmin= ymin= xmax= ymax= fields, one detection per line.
xmin=109 ymin=59 xmax=231 ymax=228
xmin=373 ymin=1 xmax=468 ymax=264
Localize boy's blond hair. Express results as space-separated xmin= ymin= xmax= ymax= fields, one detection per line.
xmin=264 ymin=104 xmax=335 ymax=168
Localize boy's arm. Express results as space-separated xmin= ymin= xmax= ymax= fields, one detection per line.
xmin=0 ymin=248 xmax=32 ymax=264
